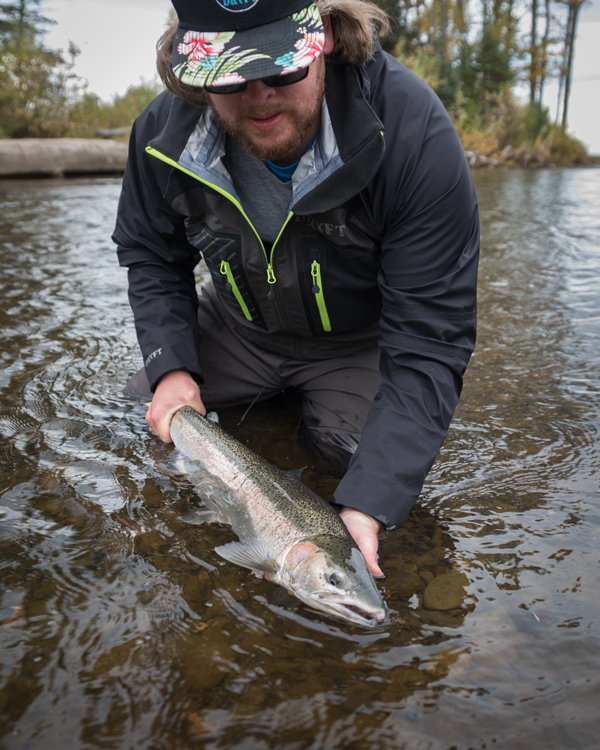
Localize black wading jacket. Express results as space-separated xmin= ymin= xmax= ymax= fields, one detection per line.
xmin=113 ymin=43 xmax=479 ymax=529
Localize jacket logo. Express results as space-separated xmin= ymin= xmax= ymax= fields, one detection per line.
xmin=296 ymin=215 xmax=346 ymax=237
xmin=215 ymin=0 xmax=259 ymax=12
xmin=145 ymin=348 xmax=162 ymax=367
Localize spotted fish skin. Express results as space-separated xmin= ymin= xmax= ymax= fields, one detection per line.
xmin=170 ymin=406 xmax=387 ymax=628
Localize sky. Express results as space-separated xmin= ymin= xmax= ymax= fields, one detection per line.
xmin=44 ymin=0 xmax=600 ymax=153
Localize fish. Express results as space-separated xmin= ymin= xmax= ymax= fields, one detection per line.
xmin=170 ymin=406 xmax=387 ymax=628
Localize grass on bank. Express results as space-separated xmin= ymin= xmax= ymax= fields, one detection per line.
xmin=453 ymin=94 xmax=589 ymax=167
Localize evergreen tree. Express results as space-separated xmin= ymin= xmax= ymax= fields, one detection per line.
xmin=0 ymin=0 xmax=54 ymax=41
xmin=0 ymin=0 xmax=82 ymax=137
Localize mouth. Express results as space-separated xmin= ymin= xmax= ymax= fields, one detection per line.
xmin=311 ymin=592 xmax=387 ymax=628
xmin=246 ymin=112 xmax=284 ymax=131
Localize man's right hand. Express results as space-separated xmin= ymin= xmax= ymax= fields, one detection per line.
xmin=145 ymin=369 xmax=206 ymax=443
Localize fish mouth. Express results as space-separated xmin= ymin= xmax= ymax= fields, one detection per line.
xmin=310 ymin=592 xmax=387 ymax=628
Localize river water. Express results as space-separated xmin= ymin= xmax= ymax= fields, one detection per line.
xmin=0 ymin=168 xmax=599 ymax=749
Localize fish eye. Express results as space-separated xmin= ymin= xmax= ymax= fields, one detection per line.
xmin=328 ymin=571 xmax=345 ymax=587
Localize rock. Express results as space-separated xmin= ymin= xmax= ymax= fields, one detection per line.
xmin=422 ymin=571 xmax=469 ymax=611
xmin=419 ymin=570 xmax=434 ymax=584
xmin=0 ymin=138 xmax=128 ymax=177
xmin=414 ymin=545 xmax=446 ymax=567
xmin=386 ymin=568 xmax=424 ymax=599
xmin=389 ymin=665 xmax=430 ymax=688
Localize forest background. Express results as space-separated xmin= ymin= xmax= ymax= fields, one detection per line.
xmin=0 ymin=0 xmax=595 ymax=166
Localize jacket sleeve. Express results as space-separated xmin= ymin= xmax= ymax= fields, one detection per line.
xmin=333 ymin=90 xmax=479 ymax=529
xmin=112 ymin=93 xmax=203 ymax=392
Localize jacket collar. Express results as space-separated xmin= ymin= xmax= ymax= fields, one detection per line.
xmin=148 ymin=59 xmax=385 ymax=214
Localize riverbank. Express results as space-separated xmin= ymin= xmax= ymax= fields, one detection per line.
xmin=465 ymin=147 xmax=599 ymax=168
xmin=465 ymin=145 xmax=599 ymax=169
xmin=0 ymin=138 xmax=128 ymax=177
xmin=0 ymin=137 xmax=595 ymax=178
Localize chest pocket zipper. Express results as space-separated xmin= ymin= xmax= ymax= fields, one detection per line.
xmin=220 ymin=260 xmax=252 ymax=321
xmin=310 ymin=258 xmax=331 ymax=332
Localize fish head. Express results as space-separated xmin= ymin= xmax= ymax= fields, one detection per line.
xmin=281 ymin=535 xmax=387 ymax=628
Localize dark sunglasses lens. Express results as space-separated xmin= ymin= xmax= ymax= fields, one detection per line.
xmin=203 ymin=82 xmax=247 ymax=94
xmin=265 ymin=66 xmax=310 ymax=88
xmin=203 ymin=64 xmax=310 ymax=94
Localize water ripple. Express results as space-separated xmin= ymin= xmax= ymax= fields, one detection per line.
xmin=1 ymin=171 xmax=600 ymax=749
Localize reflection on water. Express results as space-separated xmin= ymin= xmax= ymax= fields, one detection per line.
xmin=1 ymin=169 xmax=599 ymax=749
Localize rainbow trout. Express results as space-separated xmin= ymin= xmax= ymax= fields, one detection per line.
xmin=170 ymin=406 xmax=387 ymax=628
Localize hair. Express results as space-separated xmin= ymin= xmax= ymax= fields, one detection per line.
xmin=156 ymin=0 xmax=390 ymax=107
xmin=317 ymin=0 xmax=390 ymax=66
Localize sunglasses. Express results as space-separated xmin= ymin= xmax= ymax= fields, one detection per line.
xmin=203 ymin=65 xmax=310 ymax=95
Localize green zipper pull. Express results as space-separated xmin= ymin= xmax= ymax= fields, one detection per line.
xmin=310 ymin=259 xmax=331 ymax=332
xmin=218 ymin=258 xmax=252 ymax=321
xmin=220 ymin=260 xmax=232 ymax=290
xmin=311 ymin=261 xmax=320 ymax=294
xmin=267 ymin=264 xmax=276 ymax=300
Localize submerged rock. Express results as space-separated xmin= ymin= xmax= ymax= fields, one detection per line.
xmin=386 ymin=568 xmax=424 ymax=599
xmin=422 ymin=571 xmax=469 ymax=611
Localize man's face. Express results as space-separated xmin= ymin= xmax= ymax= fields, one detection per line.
xmin=206 ymin=54 xmax=326 ymax=166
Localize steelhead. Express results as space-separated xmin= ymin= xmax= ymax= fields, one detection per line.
xmin=170 ymin=406 xmax=387 ymax=628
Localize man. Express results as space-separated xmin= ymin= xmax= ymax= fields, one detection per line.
xmin=113 ymin=0 xmax=479 ymax=577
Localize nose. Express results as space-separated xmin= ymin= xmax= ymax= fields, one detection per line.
xmin=242 ymin=79 xmax=276 ymax=106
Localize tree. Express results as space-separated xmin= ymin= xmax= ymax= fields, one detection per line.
xmin=537 ymin=0 xmax=554 ymax=103
xmin=0 ymin=0 xmax=54 ymax=41
xmin=376 ymin=0 xmax=427 ymax=54
xmin=556 ymin=0 xmax=586 ymax=129
xmin=0 ymin=0 xmax=85 ymax=137
xmin=529 ymin=0 xmax=538 ymax=103
xmin=0 ymin=30 xmax=84 ymax=137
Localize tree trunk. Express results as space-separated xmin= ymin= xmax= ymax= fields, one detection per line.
xmin=561 ymin=0 xmax=583 ymax=130
xmin=18 ymin=0 xmax=25 ymax=30
xmin=555 ymin=2 xmax=573 ymax=124
xmin=530 ymin=0 xmax=538 ymax=104
xmin=538 ymin=0 xmax=551 ymax=104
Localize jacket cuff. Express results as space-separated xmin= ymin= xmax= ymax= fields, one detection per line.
xmin=143 ymin=342 xmax=203 ymax=393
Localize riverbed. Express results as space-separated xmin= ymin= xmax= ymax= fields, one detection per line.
xmin=1 ymin=168 xmax=599 ymax=749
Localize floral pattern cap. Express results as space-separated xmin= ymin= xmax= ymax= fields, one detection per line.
xmin=172 ymin=3 xmax=324 ymax=89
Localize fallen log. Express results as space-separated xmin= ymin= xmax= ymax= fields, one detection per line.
xmin=0 ymin=138 xmax=128 ymax=177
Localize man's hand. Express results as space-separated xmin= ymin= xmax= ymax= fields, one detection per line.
xmin=145 ymin=369 xmax=206 ymax=442
xmin=339 ymin=507 xmax=384 ymax=578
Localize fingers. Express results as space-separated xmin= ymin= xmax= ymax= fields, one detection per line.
xmin=359 ymin=531 xmax=384 ymax=578
xmin=339 ymin=507 xmax=384 ymax=578
xmin=145 ymin=370 xmax=206 ymax=443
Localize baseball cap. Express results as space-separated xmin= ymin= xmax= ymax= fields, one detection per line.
xmin=171 ymin=0 xmax=325 ymax=89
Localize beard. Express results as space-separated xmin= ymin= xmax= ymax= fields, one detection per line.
xmin=206 ymin=59 xmax=326 ymax=165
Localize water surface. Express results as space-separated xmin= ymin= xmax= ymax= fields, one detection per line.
xmin=1 ymin=169 xmax=599 ymax=749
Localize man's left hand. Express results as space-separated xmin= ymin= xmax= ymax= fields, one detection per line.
xmin=339 ymin=507 xmax=384 ymax=578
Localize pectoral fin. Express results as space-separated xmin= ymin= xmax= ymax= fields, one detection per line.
xmin=179 ymin=508 xmax=222 ymax=525
xmin=214 ymin=539 xmax=276 ymax=576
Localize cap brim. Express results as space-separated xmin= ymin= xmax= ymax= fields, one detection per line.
xmin=172 ymin=4 xmax=324 ymax=89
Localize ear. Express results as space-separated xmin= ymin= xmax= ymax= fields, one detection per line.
xmin=321 ymin=14 xmax=335 ymax=56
